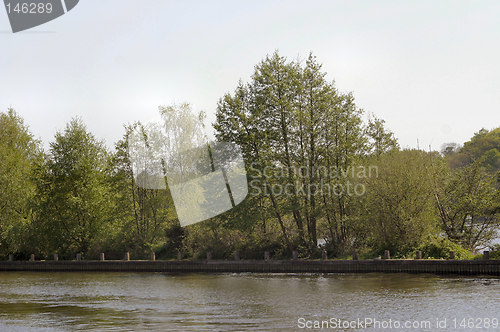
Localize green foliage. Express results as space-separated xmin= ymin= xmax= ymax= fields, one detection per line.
xmin=32 ymin=119 xmax=112 ymax=257
xmin=155 ymin=223 xmax=185 ymax=259
xmin=361 ymin=149 xmax=439 ymax=256
xmin=0 ymin=109 xmax=41 ymax=256
xmin=445 ymin=127 xmax=500 ymax=171
xmin=235 ymin=232 xmax=286 ymax=259
xmin=433 ymin=160 xmax=499 ymax=250
xmin=473 ymin=244 xmax=500 ymax=260
xmin=489 ymin=245 xmax=500 ymax=259
xmin=181 ymin=222 xmax=232 ymax=259
xmin=1 ymin=54 xmax=498 ymax=261
xmin=366 ymin=115 xmax=398 ymax=155
xmin=416 ymin=236 xmax=473 ymax=260
xmin=214 ymin=51 xmax=389 ymax=256
xmin=462 ymin=128 xmax=500 ymax=167
xmin=179 ymin=220 xmax=287 ymax=260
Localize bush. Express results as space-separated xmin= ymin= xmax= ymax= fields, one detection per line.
xmin=488 ymin=244 xmax=500 ymax=259
xmin=235 ymin=234 xmax=284 ymax=259
xmin=416 ymin=236 xmax=472 ymax=259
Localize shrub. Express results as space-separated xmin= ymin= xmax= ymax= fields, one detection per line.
xmin=416 ymin=236 xmax=472 ymax=259
xmin=488 ymin=244 xmax=500 ymax=259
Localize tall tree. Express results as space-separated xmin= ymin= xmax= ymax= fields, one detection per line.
xmin=109 ymin=121 xmax=176 ymax=257
xmin=0 ymin=109 xmax=41 ymax=255
xmin=433 ymin=160 xmax=499 ymax=250
xmin=366 ymin=115 xmax=398 ymax=156
xmin=361 ymin=149 xmax=439 ymax=255
xmin=214 ymin=51 xmax=387 ymax=255
xmin=33 ymin=119 xmax=111 ymax=256
xmin=445 ymin=128 xmax=500 ymax=171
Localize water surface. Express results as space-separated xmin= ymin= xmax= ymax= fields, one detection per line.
xmin=0 ymin=272 xmax=498 ymax=331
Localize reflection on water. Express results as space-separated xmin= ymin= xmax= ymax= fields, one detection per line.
xmin=0 ymin=272 xmax=498 ymax=331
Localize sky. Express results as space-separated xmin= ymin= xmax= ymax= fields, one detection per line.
xmin=1 ymin=0 xmax=499 ymax=151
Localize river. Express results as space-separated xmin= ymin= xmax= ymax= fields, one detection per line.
xmin=0 ymin=272 xmax=498 ymax=331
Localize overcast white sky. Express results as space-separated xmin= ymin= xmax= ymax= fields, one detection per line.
xmin=1 ymin=0 xmax=499 ymax=151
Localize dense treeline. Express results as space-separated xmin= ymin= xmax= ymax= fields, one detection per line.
xmin=1 ymin=52 xmax=499 ymax=260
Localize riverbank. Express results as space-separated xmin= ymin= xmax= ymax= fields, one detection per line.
xmin=1 ymin=259 xmax=499 ymax=275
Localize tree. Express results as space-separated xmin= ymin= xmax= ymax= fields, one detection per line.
xmin=214 ymin=51 xmax=393 ymax=256
xmin=366 ymin=115 xmax=398 ymax=156
xmin=433 ymin=160 xmax=499 ymax=250
xmin=0 ymin=109 xmax=41 ymax=256
xmin=361 ymin=149 xmax=439 ymax=255
xmin=446 ymin=127 xmax=500 ymax=171
xmin=32 ymin=119 xmax=112 ymax=256
xmin=109 ymin=121 xmax=176 ymax=257
xmin=440 ymin=142 xmax=461 ymax=156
